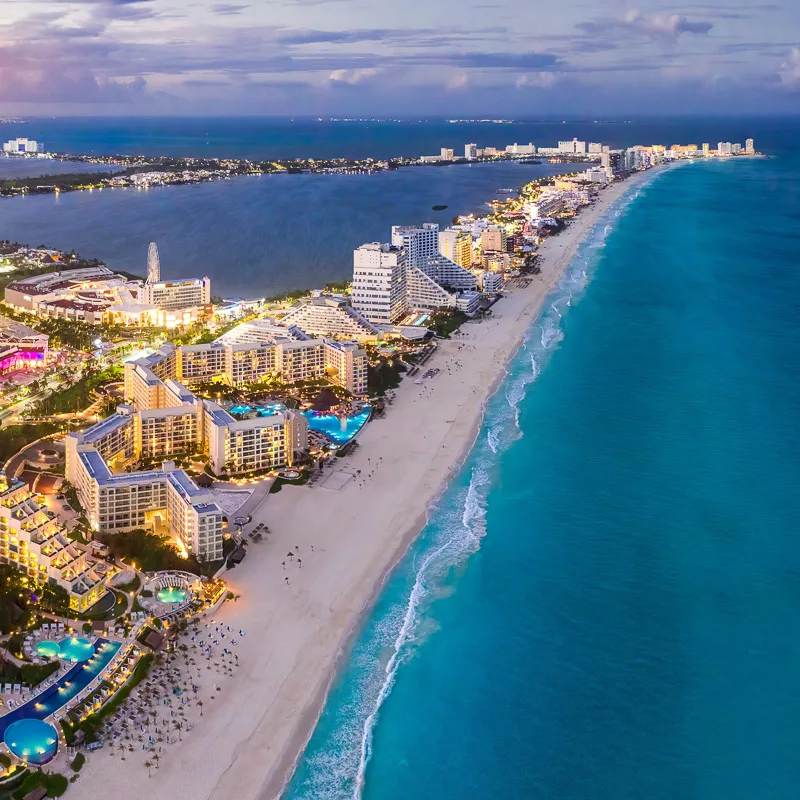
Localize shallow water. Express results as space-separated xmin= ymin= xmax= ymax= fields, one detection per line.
xmin=285 ymin=141 xmax=800 ymax=800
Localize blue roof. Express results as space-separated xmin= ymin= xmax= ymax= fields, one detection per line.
xmin=79 ymin=450 xmax=164 ymax=486
xmin=82 ymin=413 xmax=132 ymax=445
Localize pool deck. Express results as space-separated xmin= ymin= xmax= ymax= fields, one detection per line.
xmin=0 ymin=631 xmax=146 ymax=765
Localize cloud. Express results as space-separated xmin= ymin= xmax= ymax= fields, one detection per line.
xmin=778 ymin=47 xmax=800 ymax=91
xmin=212 ymin=4 xmax=248 ymax=14
xmin=516 ymin=72 xmax=561 ymax=89
xmin=447 ymin=74 xmax=469 ymax=90
xmin=327 ymin=67 xmax=381 ymax=85
xmin=0 ymin=69 xmax=149 ymax=103
xmin=578 ymin=10 xmax=713 ymax=43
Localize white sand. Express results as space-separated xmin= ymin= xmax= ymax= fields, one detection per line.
xmin=76 ymin=170 xmax=657 ymax=800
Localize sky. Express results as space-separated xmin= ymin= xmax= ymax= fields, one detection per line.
xmin=0 ymin=0 xmax=798 ymax=116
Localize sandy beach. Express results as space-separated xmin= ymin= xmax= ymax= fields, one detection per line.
xmin=75 ymin=168 xmax=658 ymax=800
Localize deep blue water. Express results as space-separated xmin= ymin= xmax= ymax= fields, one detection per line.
xmin=0 ymin=116 xmax=789 ymax=160
xmin=285 ymin=138 xmax=800 ymax=798
xmin=0 ymin=160 xmax=570 ymax=296
xmin=1 ymin=117 xmax=786 ymax=297
xmin=0 ymin=157 xmax=119 ymax=179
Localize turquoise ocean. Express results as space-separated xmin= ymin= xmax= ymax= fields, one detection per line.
xmin=285 ymin=150 xmax=800 ymax=798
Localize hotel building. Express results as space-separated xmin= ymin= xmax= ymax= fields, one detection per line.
xmin=0 ymin=477 xmax=106 ymax=611
xmin=353 ymin=224 xmax=483 ymax=324
xmin=3 ymin=138 xmax=43 ymax=154
xmin=278 ymin=295 xmax=381 ymax=341
xmin=480 ymin=225 xmax=508 ymax=253
xmin=139 ymin=277 xmax=211 ymax=310
xmin=69 ymin=348 xmax=314 ymax=560
xmin=4 ymin=267 xmax=211 ymax=328
xmin=352 ymin=243 xmax=408 ymax=324
xmin=438 ymin=228 xmax=473 ymax=270
xmin=392 ymin=224 xmax=477 ymax=290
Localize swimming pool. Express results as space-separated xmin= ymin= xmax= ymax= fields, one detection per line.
xmin=157 ymin=587 xmax=188 ymax=604
xmin=0 ymin=639 xmax=121 ymax=762
xmin=302 ymin=407 xmax=372 ymax=445
xmin=3 ymin=718 xmax=59 ymax=765
xmin=58 ymin=636 xmax=95 ymax=662
xmin=230 ymin=403 xmax=371 ymax=446
xmin=35 ymin=640 xmax=61 ymax=659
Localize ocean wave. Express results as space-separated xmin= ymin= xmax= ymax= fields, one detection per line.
xmin=351 ymin=463 xmax=491 ymax=798
xmin=284 ymin=168 xmax=665 ymax=800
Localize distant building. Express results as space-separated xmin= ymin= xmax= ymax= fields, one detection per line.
xmin=505 ymin=143 xmax=536 ymax=155
xmin=745 ymin=138 xmax=755 ymax=154
xmin=481 ymin=225 xmax=508 ymax=253
xmin=147 ymin=242 xmax=161 ymax=283
xmin=464 ymin=143 xmax=478 ymax=160
xmin=558 ymin=139 xmax=586 ymax=155
xmin=718 ymin=141 xmax=733 ymax=155
xmin=702 ymin=143 xmax=711 ymax=156
xmin=139 ymin=277 xmax=211 ymax=309
xmin=440 ymin=148 xmax=454 ymax=161
xmin=3 ymin=138 xmax=42 ymax=154
xmin=438 ymin=228 xmax=473 ymax=269
xmin=583 ymin=168 xmax=609 ymax=183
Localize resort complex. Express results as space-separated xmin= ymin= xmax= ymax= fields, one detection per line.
xmin=0 ymin=131 xmax=761 ymax=795
xmin=3 ymin=245 xmax=211 ymax=329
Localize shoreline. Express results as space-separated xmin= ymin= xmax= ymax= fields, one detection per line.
xmin=0 ymin=151 xmax=594 ymax=199
xmin=265 ymin=164 xmax=667 ymax=799
xmin=73 ymin=166 xmax=664 ymax=800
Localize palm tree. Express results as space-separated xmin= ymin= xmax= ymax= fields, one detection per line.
xmin=197 ymin=699 xmax=204 ymax=716
xmin=145 ymin=760 xmax=152 ymax=778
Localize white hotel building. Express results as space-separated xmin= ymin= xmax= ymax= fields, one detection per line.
xmin=351 ymin=243 xmax=408 ymax=324
xmin=279 ymin=295 xmax=381 ymax=341
xmin=352 ymin=224 xmax=483 ymax=325
xmin=3 ymin=138 xmax=43 ymax=153
xmin=139 ymin=277 xmax=211 ymax=309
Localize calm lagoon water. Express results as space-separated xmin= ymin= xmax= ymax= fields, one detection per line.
xmin=0 ymin=161 xmax=568 ymax=297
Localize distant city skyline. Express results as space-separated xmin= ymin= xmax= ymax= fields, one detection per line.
xmin=0 ymin=0 xmax=798 ymax=116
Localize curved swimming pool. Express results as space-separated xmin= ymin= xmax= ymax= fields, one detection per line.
xmin=3 ymin=718 xmax=59 ymax=765
xmin=58 ymin=636 xmax=95 ymax=662
xmin=230 ymin=403 xmax=371 ymax=446
xmin=34 ymin=640 xmax=61 ymax=659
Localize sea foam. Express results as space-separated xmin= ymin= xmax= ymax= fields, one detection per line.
xmin=285 ymin=170 xmax=667 ymax=800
